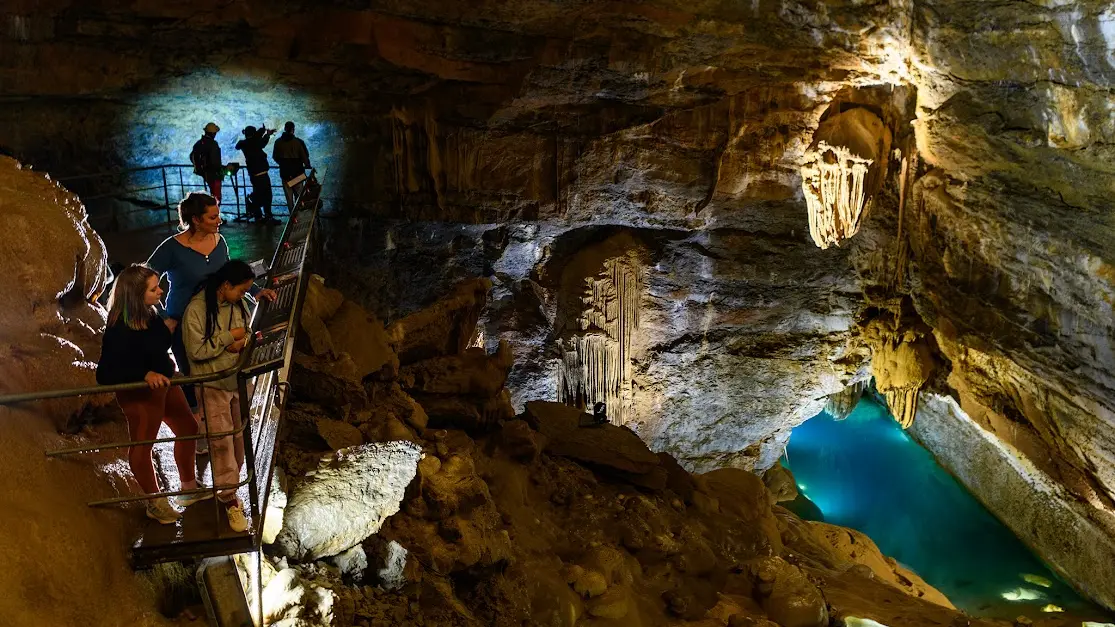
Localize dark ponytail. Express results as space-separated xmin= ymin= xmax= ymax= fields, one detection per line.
xmin=196 ymin=260 xmax=255 ymax=342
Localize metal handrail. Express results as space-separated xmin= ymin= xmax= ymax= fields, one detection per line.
xmin=0 ymin=171 xmax=321 ymax=409
xmin=56 ymin=163 xmax=329 ymax=224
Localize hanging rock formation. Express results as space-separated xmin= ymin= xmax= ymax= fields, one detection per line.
xmin=862 ymin=305 xmax=936 ymax=429
xmin=801 ymin=108 xmax=893 ymax=250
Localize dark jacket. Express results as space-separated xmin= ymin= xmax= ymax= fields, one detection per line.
xmin=191 ymin=135 xmax=223 ymax=181
xmin=96 ymin=317 xmax=176 ymax=385
xmin=235 ymin=133 xmax=272 ymax=176
xmin=272 ymin=132 xmax=311 ymax=180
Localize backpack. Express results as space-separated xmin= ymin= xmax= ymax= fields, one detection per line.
xmin=190 ymin=138 xmax=208 ymax=176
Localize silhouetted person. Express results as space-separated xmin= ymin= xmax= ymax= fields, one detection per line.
xmin=272 ymin=121 xmax=311 ymax=210
xmin=235 ymin=125 xmax=280 ymax=224
xmin=190 ymin=122 xmax=224 ymax=204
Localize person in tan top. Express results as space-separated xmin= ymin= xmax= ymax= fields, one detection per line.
xmin=182 ymin=260 xmax=256 ymax=532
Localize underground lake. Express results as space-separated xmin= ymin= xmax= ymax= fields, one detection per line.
xmin=784 ymin=396 xmax=1113 ymax=622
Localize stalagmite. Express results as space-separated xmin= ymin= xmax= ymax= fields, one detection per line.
xmin=800 ymin=107 xmax=892 ymax=249
xmin=554 ymin=234 xmax=644 ymax=425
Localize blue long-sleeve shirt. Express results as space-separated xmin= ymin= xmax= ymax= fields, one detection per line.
xmin=146 ymin=234 xmax=232 ymax=319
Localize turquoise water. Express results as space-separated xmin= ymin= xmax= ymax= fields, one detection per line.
xmin=785 ymin=397 xmax=1109 ymax=620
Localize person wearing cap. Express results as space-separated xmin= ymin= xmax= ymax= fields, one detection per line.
xmin=271 ymin=121 xmax=312 ymax=210
xmin=235 ymin=124 xmax=280 ymax=225
xmin=190 ymin=122 xmax=224 ymax=204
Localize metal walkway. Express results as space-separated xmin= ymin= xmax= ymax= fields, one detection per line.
xmin=0 ymin=172 xmax=323 ymax=572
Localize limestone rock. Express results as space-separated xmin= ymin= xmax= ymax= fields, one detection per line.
xmin=328 ymin=301 xmax=399 ymax=381
xmin=276 ymin=441 xmax=423 ymax=561
xmin=699 ymin=468 xmax=783 ymax=554
xmin=751 ymin=557 xmax=828 ymax=627
xmin=329 ymin=545 xmax=368 ymax=583
xmin=302 ymin=275 xmax=345 ymax=322
xmin=386 ymin=278 xmax=490 ymax=365
xmin=398 ymin=341 xmax=512 ymax=397
xmin=0 ymin=156 xmax=109 ymax=421
xmin=316 ymin=418 xmax=365 ymax=451
xmin=364 ymin=381 xmax=429 ymax=433
xmin=291 ymin=352 xmax=368 ymax=409
xmin=410 ymin=389 xmax=516 ymax=432
xmin=763 ymin=462 xmax=799 ymax=504
xmin=494 ymin=419 xmax=544 ymax=462
xmin=523 ymin=401 xmax=661 ymax=476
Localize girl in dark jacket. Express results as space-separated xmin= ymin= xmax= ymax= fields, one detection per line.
xmin=96 ymin=264 xmax=211 ymax=524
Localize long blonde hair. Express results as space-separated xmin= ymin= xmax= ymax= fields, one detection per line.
xmin=106 ymin=264 xmax=159 ymax=330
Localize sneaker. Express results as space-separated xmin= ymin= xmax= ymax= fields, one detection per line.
xmin=146 ymin=498 xmax=182 ymax=525
xmin=225 ymin=500 xmax=249 ymax=533
xmin=265 ymin=217 xmax=282 ymax=225
xmin=195 ymin=437 xmax=209 ymax=456
xmin=175 ymin=488 xmax=215 ymax=508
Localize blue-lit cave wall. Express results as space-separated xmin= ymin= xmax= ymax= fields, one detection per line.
xmin=123 ymin=70 xmax=340 ymax=176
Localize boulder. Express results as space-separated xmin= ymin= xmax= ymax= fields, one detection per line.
xmin=329 ymin=545 xmax=369 ymax=583
xmin=763 ymin=462 xmax=799 ymax=504
xmin=494 ymin=419 xmax=545 ymax=462
xmin=411 ymin=389 xmax=515 ymax=432
xmin=398 ymin=341 xmax=512 ymax=397
xmin=316 ymin=418 xmax=364 ymax=451
xmin=291 ymin=352 xmax=368 ymax=409
xmin=658 ymin=452 xmax=697 ymax=503
xmin=523 ymin=401 xmax=660 ymax=475
xmin=327 ymin=301 xmax=399 ymax=380
xmin=302 ymin=275 xmax=345 ymax=322
xmin=699 ymin=468 xmax=783 ymax=554
xmin=751 ymin=557 xmax=828 ymax=627
xmin=275 ymin=441 xmax=423 ymax=561
xmin=386 ymin=277 xmax=491 ymax=364
xmin=363 ymin=381 xmax=430 ymax=433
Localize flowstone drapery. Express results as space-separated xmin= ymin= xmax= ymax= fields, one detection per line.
xmin=554 ymin=234 xmax=644 ymax=425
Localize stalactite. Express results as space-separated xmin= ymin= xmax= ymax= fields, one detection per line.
xmin=863 ymin=304 xmax=935 ymax=430
xmin=800 ymin=107 xmax=892 ymax=250
xmin=825 ymin=380 xmax=868 ymax=421
xmin=554 ymin=237 xmax=643 ymax=425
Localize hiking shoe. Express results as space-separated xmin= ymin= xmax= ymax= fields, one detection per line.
xmin=146 ymin=498 xmax=182 ymax=525
xmin=175 ymin=488 xmax=215 ymax=508
xmin=225 ymin=501 xmax=249 ymax=533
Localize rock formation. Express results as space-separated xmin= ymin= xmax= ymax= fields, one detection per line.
xmin=270 ymin=279 xmax=987 ymax=627
xmin=0 ymin=155 xmax=109 ymax=422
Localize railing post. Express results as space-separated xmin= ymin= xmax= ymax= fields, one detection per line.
xmin=161 ymin=167 xmax=172 ymax=231
xmin=239 ymin=376 xmax=259 ymax=525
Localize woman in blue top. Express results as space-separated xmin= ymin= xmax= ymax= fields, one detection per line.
xmin=146 ymin=192 xmax=275 ymax=425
